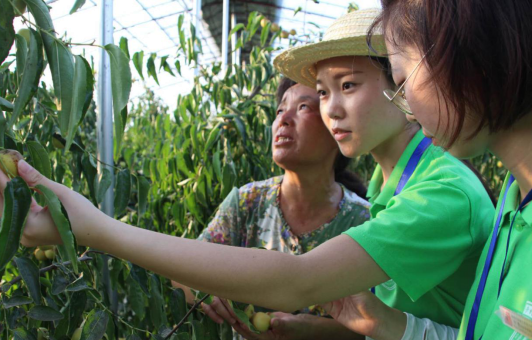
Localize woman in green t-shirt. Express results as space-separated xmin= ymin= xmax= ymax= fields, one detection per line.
xmin=2 ymin=8 xmax=493 ymax=340
xmin=337 ymin=1 xmax=532 ymax=340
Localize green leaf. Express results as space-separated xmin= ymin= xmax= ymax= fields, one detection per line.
xmin=26 ymin=140 xmax=51 ymax=179
xmin=0 ymin=178 xmax=32 ymax=271
xmin=81 ymin=154 xmax=97 ymax=204
xmin=229 ymin=23 xmax=245 ymax=41
xmin=28 ymin=305 xmax=64 ymax=321
xmin=63 ymin=55 xmax=88 ymax=151
xmin=170 ymin=288 xmax=187 ymax=325
xmin=26 ymin=0 xmax=78 ymax=141
xmin=128 ymin=263 xmax=150 ymax=296
xmin=114 ymin=169 xmax=131 ymax=217
xmin=260 ymin=22 xmax=270 ymax=47
xmin=70 ymin=0 xmax=86 ymax=14
xmin=13 ymin=257 xmax=41 ymax=305
xmin=51 ymin=271 xmax=69 ymax=295
xmin=12 ymin=327 xmax=37 ymax=340
xmin=148 ymin=275 xmax=167 ymax=329
xmin=119 ymin=36 xmax=130 ymax=59
xmin=80 ymin=56 xmax=95 ymax=121
xmin=15 ymin=34 xmax=27 ymax=81
xmin=159 ymin=55 xmax=175 ymax=76
xmin=0 ymin=0 xmax=15 ymax=64
xmin=66 ymin=276 xmax=90 ymax=292
xmin=147 ymin=53 xmax=159 ymax=85
xmin=294 ymin=6 xmax=302 ymax=15
xmin=204 ymin=124 xmax=221 ymax=153
xmin=81 ymin=309 xmax=109 ymax=340
xmin=2 ymin=296 xmax=32 ymax=308
xmin=0 ymin=97 xmax=13 ymax=111
xmin=96 ymin=168 xmax=112 ymax=204
xmin=35 ymin=184 xmax=78 ymax=273
xmin=104 ymin=44 xmax=132 ymax=159
xmin=175 ymin=60 xmax=181 ymax=76
xmin=10 ymin=28 xmax=44 ymax=127
xmin=137 ymin=175 xmax=150 ymax=221
xmin=132 ymin=51 xmax=144 ymax=80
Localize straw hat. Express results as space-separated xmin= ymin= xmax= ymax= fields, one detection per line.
xmin=273 ymin=8 xmax=386 ymax=88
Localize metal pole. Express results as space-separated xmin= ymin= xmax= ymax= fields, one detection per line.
xmin=231 ymin=12 xmax=239 ymax=66
xmin=97 ymin=0 xmax=117 ymax=317
xmin=193 ymin=0 xmax=202 ymax=76
xmin=221 ymin=0 xmax=229 ymax=70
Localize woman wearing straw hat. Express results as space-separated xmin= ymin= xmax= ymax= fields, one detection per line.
xmin=4 ymin=8 xmax=492 ymax=339
xmin=352 ymin=1 xmax=532 ymax=340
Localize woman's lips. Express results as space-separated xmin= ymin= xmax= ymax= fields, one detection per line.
xmin=332 ymin=128 xmax=351 ymax=141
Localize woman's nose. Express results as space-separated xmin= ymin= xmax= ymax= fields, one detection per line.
xmin=324 ymin=96 xmax=345 ymax=120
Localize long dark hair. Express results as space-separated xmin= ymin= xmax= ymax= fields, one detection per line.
xmin=276 ymin=77 xmax=367 ymax=198
xmin=368 ymin=0 xmax=532 ymax=147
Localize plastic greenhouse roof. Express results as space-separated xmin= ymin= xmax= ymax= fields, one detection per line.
xmin=11 ymin=0 xmax=381 ymax=110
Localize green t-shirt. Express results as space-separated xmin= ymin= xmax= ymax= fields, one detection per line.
xmin=458 ymin=173 xmax=532 ymax=340
xmin=344 ymin=130 xmax=494 ymax=327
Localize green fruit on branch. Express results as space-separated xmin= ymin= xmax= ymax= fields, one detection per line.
xmin=271 ymin=23 xmax=280 ymax=32
xmin=37 ymin=328 xmax=48 ymax=340
xmin=34 ymin=249 xmax=47 ymax=262
xmin=252 ymin=312 xmax=271 ymax=332
xmin=71 ymin=328 xmax=82 ymax=340
xmin=244 ymin=304 xmax=255 ymax=319
xmin=13 ymin=0 xmax=26 ymax=17
xmin=0 ymin=149 xmax=23 ymax=178
xmin=44 ymin=249 xmax=55 ymax=260
xmin=17 ymin=28 xmax=31 ymax=45
xmin=281 ymin=30 xmax=290 ymax=39
xmin=260 ymin=17 xmax=270 ymax=28
xmin=290 ymin=29 xmax=297 ymax=36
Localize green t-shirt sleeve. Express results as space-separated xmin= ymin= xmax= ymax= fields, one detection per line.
xmin=198 ymin=187 xmax=240 ymax=245
xmin=344 ymin=181 xmax=474 ymax=301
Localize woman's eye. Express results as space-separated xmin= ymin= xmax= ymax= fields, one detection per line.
xmin=276 ymin=109 xmax=283 ymax=116
xmin=317 ymin=90 xmax=326 ymax=97
xmin=342 ymin=82 xmax=356 ymax=90
xmin=299 ymin=104 xmax=308 ymax=110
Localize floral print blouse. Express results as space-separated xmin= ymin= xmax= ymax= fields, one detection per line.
xmin=198 ymin=176 xmax=371 ymax=315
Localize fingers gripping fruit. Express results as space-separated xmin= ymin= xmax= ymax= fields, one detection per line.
xmin=251 ymin=312 xmax=271 ymax=332
xmin=0 ymin=149 xmax=23 ymax=178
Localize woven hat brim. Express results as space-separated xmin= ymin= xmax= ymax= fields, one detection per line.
xmin=274 ymin=35 xmax=386 ymax=88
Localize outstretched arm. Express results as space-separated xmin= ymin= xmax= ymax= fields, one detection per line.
xmin=13 ymin=161 xmax=389 ymax=312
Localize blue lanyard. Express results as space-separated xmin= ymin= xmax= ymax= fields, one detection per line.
xmin=465 ymin=175 xmax=532 ymax=340
xmin=371 ymin=137 xmax=431 ymax=294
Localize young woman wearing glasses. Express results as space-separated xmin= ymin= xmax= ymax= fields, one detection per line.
xmin=3 ymin=9 xmax=494 ymax=339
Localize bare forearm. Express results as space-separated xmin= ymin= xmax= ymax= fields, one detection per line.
xmin=82 ymin=215 xmax=386 ymax=311
xmin=87 ymin=216 xmax=306 ymax=311
xmin=304 ymin=315 xmax=364 ymax=340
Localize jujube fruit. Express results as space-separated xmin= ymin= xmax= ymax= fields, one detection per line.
xmin=13 ymin=0 xmax=26 ymax=17
xmin=34 ymin=249 xmax=46 ymax=262
xmin=251 ymin=312 xmax=271 ymax=332
xmin=71 ymin=328 xmax=82 ymax=340
xmin=0 ymin=149 xmax=23 ymax=178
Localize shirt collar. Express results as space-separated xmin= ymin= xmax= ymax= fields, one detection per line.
xmin=369 ymin=130 xmax=427 ymax=207
xmin=501 ymin=173 xmax=532 ymax=227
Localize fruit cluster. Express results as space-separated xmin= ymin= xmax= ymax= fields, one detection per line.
xmin=34 ymin=246 xmax=56 ymax=261
xmin=244 ymin=304 xmax=272 ymax=332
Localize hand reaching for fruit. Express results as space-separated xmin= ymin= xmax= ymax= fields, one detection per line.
xmin=202 ymin=297 xmax=317 ymax=340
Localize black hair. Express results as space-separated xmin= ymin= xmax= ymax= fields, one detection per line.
xmin=276 ymin=77 xmax=367 ymax=198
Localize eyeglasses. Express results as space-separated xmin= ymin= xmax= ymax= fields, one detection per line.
xmin=383 ymin=47 xmax=433 ymax=116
